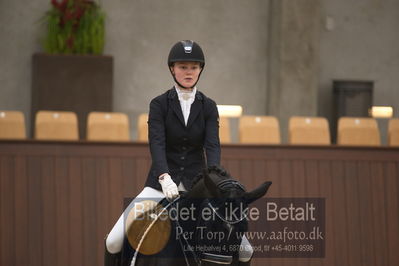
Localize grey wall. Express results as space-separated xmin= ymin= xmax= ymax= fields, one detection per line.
xmin=319 ymin=0 xmax=399 ymax=143
xmin=0 ymin=0 xmax=270 ymax=139
xmin=268 ymin=0 xmax=321 ymax=142
xmin=0 ymin=0 xmax=398 ymax=142
xmin=102 ymin=0 xmax=270 ymax=140
xmin=0 ymin=0 xmax=48 ymax=133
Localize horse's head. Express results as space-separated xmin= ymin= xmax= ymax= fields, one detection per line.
xmin=184 ymin=166 xmax=272 ymax=264
xmin=202 ymin=165 xmax=272 ymax=204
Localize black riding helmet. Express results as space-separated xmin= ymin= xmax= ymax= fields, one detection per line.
xmin=168 ymin=40 xmax=205 ymax=89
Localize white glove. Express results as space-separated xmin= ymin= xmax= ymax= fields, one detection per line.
xmin=158 ymin=174 xmax=179 ymax=200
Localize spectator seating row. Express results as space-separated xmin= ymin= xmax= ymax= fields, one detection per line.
xmin=0 ymin=111 xmax=130 ymax=142
xmin=1 ymin=110 xmax=399 ymax=146
xmin=216 ymin=115 xmax=397 ymax=146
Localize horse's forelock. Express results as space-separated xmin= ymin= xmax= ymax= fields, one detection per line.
xmin=190 ymin=166 xmax=247 ymax=199
xmin=191 ymin=166 xmax=230 ymax=189
xmin=208 ymin=165 xmax=229 ymax=178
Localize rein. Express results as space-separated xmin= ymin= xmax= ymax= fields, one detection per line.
xmin=207 ymin=202 xmax=248 ymax=225
xmin=169 ymin=201 xmax=202 ymax=266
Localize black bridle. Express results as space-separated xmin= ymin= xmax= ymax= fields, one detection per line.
xmin=215 ymin=179 xmax=246 ymax=193
xmin=173 ymin=178 xmax=248 ymax=266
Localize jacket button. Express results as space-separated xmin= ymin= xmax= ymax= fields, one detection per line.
xmin=180 ymin=156 xmax=185 ymax=160
xmin=182 ymin=146 xmax=187 ymax=150
xmin=183 ymin=137 xmax=188 ymax=141
xmin=180 ymin=167 xmax=185 ymax=171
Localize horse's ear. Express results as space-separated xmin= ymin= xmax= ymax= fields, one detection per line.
xmin=203 ymin=169 xmax=221 ymax=197
xmin=244 ymin=181 xmax=272 ymax=204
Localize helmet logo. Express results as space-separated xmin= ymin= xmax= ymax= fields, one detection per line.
xmin=181 ymin=40 xmax=194 ymax=54
xmin=184 ymin=46 xmax=192 ymax=53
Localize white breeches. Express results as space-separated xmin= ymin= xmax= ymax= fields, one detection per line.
xmin=105 ymin=185 xmax=253 ymax=262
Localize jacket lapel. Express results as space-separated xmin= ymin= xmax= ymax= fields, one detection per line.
xmin=186 ymin=92 xmax=203 ymax=128
xmin=168 ymin=88 xmax=186 ymax=127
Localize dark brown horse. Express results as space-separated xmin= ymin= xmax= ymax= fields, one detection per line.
xmin=121 ymin=166 xmax=271 ymax=266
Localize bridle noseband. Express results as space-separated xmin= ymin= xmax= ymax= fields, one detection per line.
xmin=215 ymin=179 xmax=246 ymax=193
xmin=207 ymin=179 xmax=248 ymax=225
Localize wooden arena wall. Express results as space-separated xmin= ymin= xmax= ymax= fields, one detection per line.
xmin=0 ymin=141 xmax=398 ymax=266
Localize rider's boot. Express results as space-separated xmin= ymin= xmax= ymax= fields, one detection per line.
xmin=104 ymin=247 xmax=121 ymax=266
xmin=104 ymin=237 xmax=121 ymax=266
